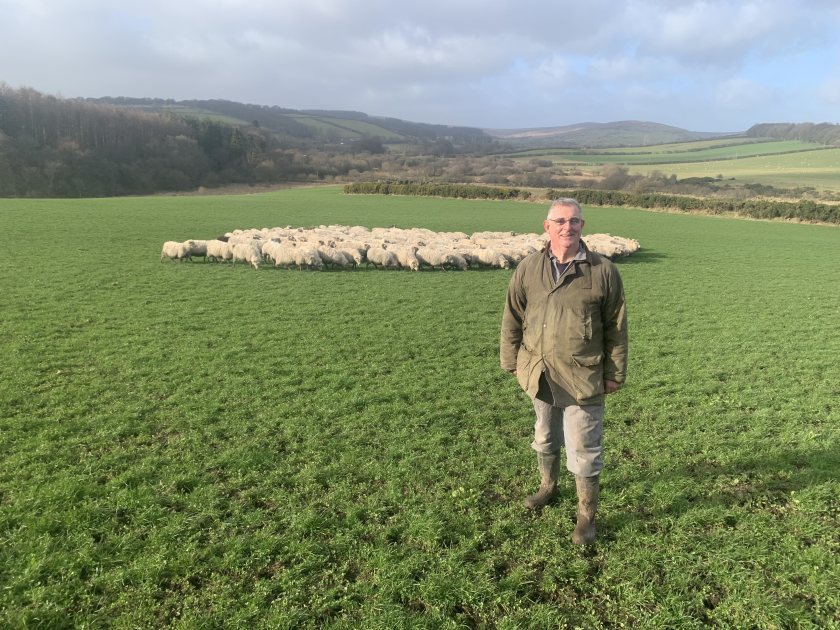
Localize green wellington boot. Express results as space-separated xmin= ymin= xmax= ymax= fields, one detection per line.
xmin=523 ymin=452 xmax=560 ymax=509
xmin=572 ymin=474 xmax=600 ymax=544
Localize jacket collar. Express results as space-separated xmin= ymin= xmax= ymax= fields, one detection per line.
xmin=542 ymin=241 xmax=592 ymax=291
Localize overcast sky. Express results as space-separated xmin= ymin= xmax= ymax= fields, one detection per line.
xmin=2 ymin=0 xmax=839 ymax=132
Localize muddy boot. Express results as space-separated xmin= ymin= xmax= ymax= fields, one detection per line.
xmin=523 ymin=452 xmax=560 ymax=509
xmin=572 ymin=475 xmax=599 ymax=544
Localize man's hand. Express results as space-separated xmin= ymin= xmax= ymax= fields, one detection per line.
xmin=604 ymin=379 xmax=620 ymax=394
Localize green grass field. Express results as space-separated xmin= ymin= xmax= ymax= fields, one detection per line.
xmin=1 ymin=186 xmax=838 ymax=627
xmin=289 ymin=116 xmax=407 ymax=142
xmin=596 ymin=137 xmax=772 ymax=154
xmin=509 ymin=141 xmax=825 ymax=166
xmin=506 ymin=139 xmax=840 ymax=193
xmin=629 ymin=147 xmax=840 ymax=192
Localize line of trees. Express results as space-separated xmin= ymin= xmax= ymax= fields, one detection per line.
xmin=343 ymin=179 xmax=840 ymax=224
xmin=548 ymin=189 xmax=840 ymax=224
xmin=343 ymin=181 xmax=530 ymax=200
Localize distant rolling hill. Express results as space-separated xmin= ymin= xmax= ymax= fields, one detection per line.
xmin=484 ymin=120 xmax=739 ymax=149
xmin=81 ymin=97 xmax=739 ymax=150
xmin=81 ymin=97 xmax=491 ymax=147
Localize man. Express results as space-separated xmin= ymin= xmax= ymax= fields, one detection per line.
xmin=500 ymin=198 xmax=628 ymax=544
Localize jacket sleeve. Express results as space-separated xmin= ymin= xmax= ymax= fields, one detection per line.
xmin=601 ymin=264 xmax=628 ymax=384
xmin=500 ymin=267 xmax=527 ymax=371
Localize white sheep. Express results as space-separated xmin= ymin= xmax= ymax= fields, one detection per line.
xmin=206 ymin=240 xmax=233 ymax=262
xmin=416 ymin=247 xmax=468 ymax=271
xmin=231 ymin=242 xmax=262 ymax=269
xmin=385 ymin=245 xmax=421 ymax=271
xmin=193 ymin=225 xmax=638 ymax=272
xmin=583 ymin=234 xmax=641 ymax=258
xmin=472 ymin=248 xmax=511 ymax=269
xmin=317 ymin=246 xmax=354 ymax=269
xmin=263 ymin=241 xmax=296 ymax=268
xmin=161 ymin=241 xmax=191 ymax=262
xmin=228 ymin=234 xmax=263 ymax=246
xmin=338 ymin=246 xmax=366 ymax=266
xmin=294 ymin=245 xmax=325 ymax=271
xmin=365 ymin=246 xmax=400 ymax=269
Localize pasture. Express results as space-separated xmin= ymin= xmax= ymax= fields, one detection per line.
xmin=507 ymin=139 xmax=840 ymax=193
xmin=508 ymin=140 xmax=822 ymax=165
xmin=1 ymin=186 xmax=838 ymax=627
xmin=629 ymin=147 xmax=840 ymax=192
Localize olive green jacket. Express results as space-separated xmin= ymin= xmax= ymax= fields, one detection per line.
xmin=500 ymin=243 xmax=628 ymax=405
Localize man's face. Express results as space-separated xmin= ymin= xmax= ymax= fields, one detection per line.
xmin=543 ymin=204 xmax=584 ymax=251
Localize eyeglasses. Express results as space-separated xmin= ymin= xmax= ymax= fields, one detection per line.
xmin=546 ymin=217 xmax=582 ymax=226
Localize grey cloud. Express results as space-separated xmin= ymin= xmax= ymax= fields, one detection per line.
xmin=1 ymin=0 xmax=839 ymax=130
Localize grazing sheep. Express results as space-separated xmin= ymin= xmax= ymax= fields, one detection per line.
xmin=206 ymin=239 xmax=233 ymax=262
xmin=365 ymin=247 xmax=400 ymax=269
xmin=185 ymin=239 xmax=208 ymax=262
xmin=263 ymin=241 xmax=297 ymax=268
xmin=317 ymin=247 xmax=355 ymax=269
xmin=294 ymin=245 xmax=325 ymax=271
xmin=583 ymin=234 xmax=641 ymax=258
xmin=385 ymin=245 xmax=421 ymax=271
xmin=174 ymin=224 xmax=639 ymax=272
xmin=416 ymin=247 xmax=467 ymax=271
xmin=228 ymin=234 xmax=263 ymax=246
xmin=472 ymin=248 xmax=511 ymax=269
xmin=231 ymin=242 xmax=262 ymax=269
xmin=447 ymin=252 xmax=469 ymax=271
xmin=334 ymin=241 xmax=369 ymax=265
xmin=161 ymin=241 xmax=190 ymax=262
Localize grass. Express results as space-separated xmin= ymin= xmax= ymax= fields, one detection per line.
xmin=509 ymin=141 xmax=826 ymax=166
xmin=506 ymin=138 xmax=840 ymax=192
xmin=595 ymin=137 xmax=773 ymax=154
xmin=629 ymin=147 xmax=840 ymax=192
xmin=1 ymin=186 xmax=838 ymax=627
xmin=289 ymin=116 xmax=407 ymax=142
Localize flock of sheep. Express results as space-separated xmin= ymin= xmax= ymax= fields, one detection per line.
xmin=161 ymin=225 xmax=640 ymax=271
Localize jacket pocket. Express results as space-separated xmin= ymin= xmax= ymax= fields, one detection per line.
xmin=516 ymin=346 xmax=538 ymax=393
xmin=571 ymin=352 xmax=604 ymax=401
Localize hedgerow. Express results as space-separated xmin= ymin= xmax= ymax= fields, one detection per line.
xmin=344 ymin=180 xmax=840 ymax=224
xmin=545 ymin=189 xmax=840 ymax=224
xmin=343 ymin=181 xmax=530 ymax=200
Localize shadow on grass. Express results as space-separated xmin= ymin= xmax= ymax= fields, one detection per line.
xmin=603 ymin=444 xmax=839 ymax=537
xmin=611 ymin=250 xmax=668 ymax=265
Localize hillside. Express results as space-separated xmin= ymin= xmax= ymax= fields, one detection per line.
xmin=4 ymin=84 xmax=839 ymax=198
xmin=81 ymin=97 xmax=493 ymax=148
xmin=81 ymin=98 xmax=735 ymax=150
xmin=484 ymin=120 xmax=736 ymax=149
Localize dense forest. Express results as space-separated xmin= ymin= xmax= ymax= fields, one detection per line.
xmin=0 ymin=85 xmax=495 ymax=197
xmin=0 ymin=86 xmax=284 ymax=196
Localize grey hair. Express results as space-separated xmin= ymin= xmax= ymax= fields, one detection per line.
xmin=547 ymin=197 xmax=582 ymax=219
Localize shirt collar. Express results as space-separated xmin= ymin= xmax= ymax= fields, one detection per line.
xmin=547 ymin=243 xmax=587 ymax=264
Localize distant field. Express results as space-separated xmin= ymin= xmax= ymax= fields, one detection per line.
xmin=506 ymin=135 xmax=761 ymax=157
xmin=508 ymin=140 xmax=827 ymax=165
xmin=629 ymin=147 xmax=840 ymax=191
xmin=154 ymin=105 xmax=247 ymax=126
xmin=597 ymin=137 xmax=772 ymax=154
xmin=1 ymin=187 xmax=837 ymax=627
xmin=290 ymin=115 xmax=406 ymax=141
xmin=505 ymin=138 xmax=840 ymax=192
